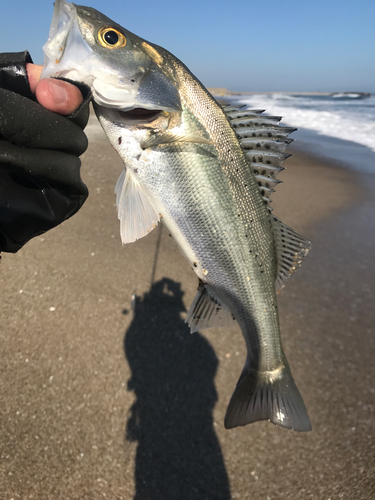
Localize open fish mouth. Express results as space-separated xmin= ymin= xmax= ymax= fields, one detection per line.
xmin=43 ymin=0 xmax=79 ymax=70
xmin=42 ymin=0 xmax=96 ymax=91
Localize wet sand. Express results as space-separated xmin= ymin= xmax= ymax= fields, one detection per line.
xmin=0 ymin=120 xmax=374 ymax=499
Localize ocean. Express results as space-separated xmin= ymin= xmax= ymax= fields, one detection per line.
xmin=225 ymin=93 xmax=375 ymax=173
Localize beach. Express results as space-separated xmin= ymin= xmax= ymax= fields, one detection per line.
xmin=0 ymin=117 xmax=374 ymax=499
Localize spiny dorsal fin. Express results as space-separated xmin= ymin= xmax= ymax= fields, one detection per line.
xmin=223 ymin=105 xmax=297 ymax=208
xmin=222 ymin=104 xmax=265 ymax=116
xmin=221 ymin=104 xmax=246 ymax=112
xmin=186 ymin=283 xmax=236 ymax=333
xmin=271 ymin=215 xmax=311 ymax=292
xmin=115 ymin=168 xmax=160 ymax=244
xmin=236 ymin=126 xmax=297 ymax=141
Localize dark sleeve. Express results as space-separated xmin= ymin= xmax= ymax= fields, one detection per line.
xmin=0 ymin=51 xmax=92 ymax=254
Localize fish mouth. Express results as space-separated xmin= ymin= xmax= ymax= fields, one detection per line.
xmin=43 ymin=0 xmax=76 ymax=67
xmin=42 ymin=0 xmax=90 ymax=81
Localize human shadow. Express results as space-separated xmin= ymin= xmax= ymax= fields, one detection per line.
xmin=124 ymin=278 xmax=231 ymax=500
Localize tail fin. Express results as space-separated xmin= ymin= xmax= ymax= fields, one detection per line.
xmin=224 ymin=362 xmax=311 ymax=432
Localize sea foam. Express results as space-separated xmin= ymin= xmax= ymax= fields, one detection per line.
xmin=229 ymin=93 xmax=375 ymax=153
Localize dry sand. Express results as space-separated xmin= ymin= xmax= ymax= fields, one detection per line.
xmin=0 ymin=119 xmax=374 ymax=499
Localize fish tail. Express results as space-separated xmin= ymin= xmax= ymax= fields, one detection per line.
xmin=224 ymin=361 xmax=311 ymax=432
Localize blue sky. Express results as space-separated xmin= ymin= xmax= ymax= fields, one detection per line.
xmin=1 ymin=0 xmax=374 ymax=92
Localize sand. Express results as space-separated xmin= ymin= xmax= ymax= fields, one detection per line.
xmin=0 ymin=120 xmax=374 ymax=499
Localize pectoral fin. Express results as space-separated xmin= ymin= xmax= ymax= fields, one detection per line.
xmin=115 ymin=169 xmax=160 ymax=244
xmin=141 ymin=131 xmax=213 ymax=149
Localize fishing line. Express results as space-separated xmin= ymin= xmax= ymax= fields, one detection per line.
xmin=150 ymin=223 xmax=163 ymax=286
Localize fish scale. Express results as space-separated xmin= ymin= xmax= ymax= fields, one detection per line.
xmin=42 ymin=0 xmax=312 ymax=431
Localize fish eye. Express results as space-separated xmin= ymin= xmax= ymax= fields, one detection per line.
xmin=98 ymin=27 xmax=126 ymax=49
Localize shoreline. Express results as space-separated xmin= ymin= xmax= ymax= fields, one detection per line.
xmin=270 ymin=147 xmax=362 ymax=233
xmin=208 ymin=88 xmax=373 ymax=97
xmin=289 ymin=127 xmax=375 ymax=175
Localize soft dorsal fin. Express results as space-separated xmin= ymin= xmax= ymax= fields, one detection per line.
xmin=271 ymin=216 xmax=311 ymax=292
xmin=186 ymin=283 xmax=236 ymax=333
xmin=115 ymin=168 xmax=160 ymax=244
xmin=223 ymin=105 xmax=297 ymax=209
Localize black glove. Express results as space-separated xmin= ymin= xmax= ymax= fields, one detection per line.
xmin=0 ymin=51 xmax=91 ymax=253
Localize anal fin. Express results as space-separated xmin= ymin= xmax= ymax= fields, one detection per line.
xmin=186 ymin=283 xmax=235 ymax=333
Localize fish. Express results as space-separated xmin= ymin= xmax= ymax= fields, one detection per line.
xmin=42 ymin=0 xmax=312 ymax=431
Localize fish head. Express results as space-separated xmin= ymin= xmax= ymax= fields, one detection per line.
xmin=42 ymin=0 xmax=181 ymax=114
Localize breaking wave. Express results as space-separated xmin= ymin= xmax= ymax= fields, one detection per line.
xmin=229 ymin=93 xmax=375 ymax=153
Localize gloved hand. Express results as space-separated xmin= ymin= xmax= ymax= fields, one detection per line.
xmin=0 ymin=51 xmax=91 ymax=253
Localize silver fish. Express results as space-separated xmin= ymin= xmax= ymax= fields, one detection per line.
xmin=42 ymin=0 xmax=312 ymax=431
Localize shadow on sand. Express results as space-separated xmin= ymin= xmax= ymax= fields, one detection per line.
xmin=124 ymin=278 xmax=231 ymax=500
